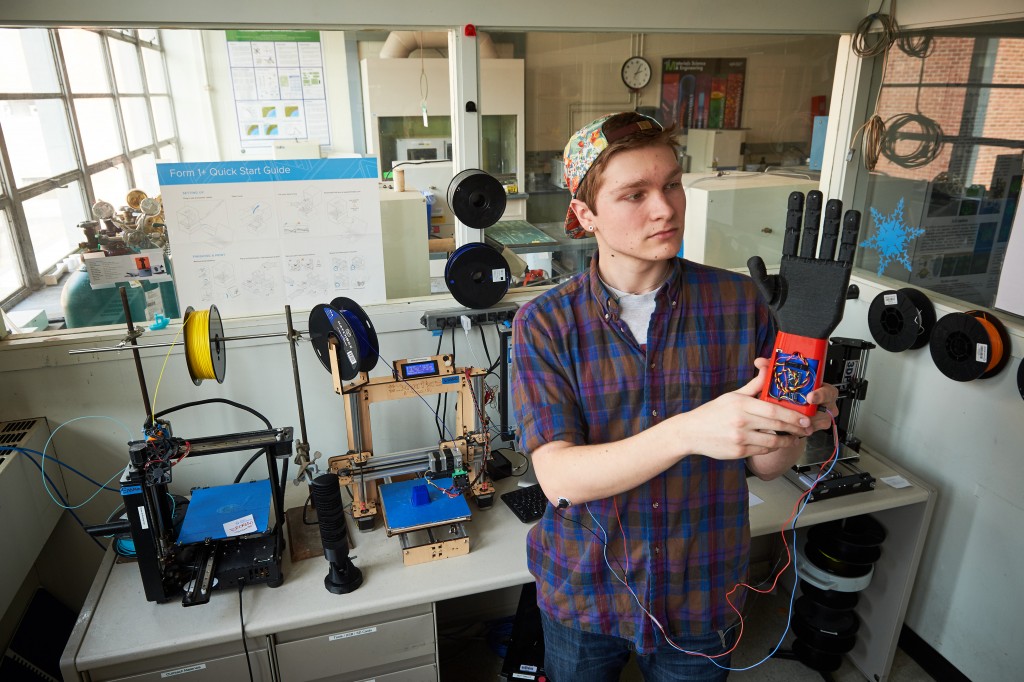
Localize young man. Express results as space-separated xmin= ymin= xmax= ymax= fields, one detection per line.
xmin=511 ymin=111 xmax=838 ymax=681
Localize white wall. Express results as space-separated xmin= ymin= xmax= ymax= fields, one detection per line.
xmin=833 ymin=277 xmax=1024 ymax=682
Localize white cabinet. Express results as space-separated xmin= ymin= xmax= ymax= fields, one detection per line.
xmin=274 ymin=604 xmax=437 ymax=682
xmin=682 ymin=172 xmax=820 ymax=270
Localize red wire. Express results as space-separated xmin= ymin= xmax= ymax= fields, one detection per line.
xmin=614 ymin=414 xmax=839 ymax=659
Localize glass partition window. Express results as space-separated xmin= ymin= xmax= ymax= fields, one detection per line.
xmin=3 ymin=24 xmax=844 ymax=326
xmin=0 ymin=27 xmax=180 ymax=319
xmin=854 ymin=27 xmax=1024 ymax=309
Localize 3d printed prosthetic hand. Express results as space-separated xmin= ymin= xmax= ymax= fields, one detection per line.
xmin=747 ymin=191 xmax=861 ymax=415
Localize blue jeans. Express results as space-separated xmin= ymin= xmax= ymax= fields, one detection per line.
xmin=540 ymin=612 xmax=733 ymax=682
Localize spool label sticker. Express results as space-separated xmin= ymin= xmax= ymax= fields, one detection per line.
xmin=346 ymin=350 xmax=357 ymax=366
xmin=224 ymin=514 xmax=257 ymax=536
xmin=884 ymin=293 xmax=899 ymax=305
xmin=976 ymin=343 xmax=988 ymax=364
xmin=492 ymin=268 xmax=507 ymax=282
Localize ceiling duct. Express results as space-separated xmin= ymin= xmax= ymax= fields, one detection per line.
xmin=379 ymin=30 xmax=499 ymax=59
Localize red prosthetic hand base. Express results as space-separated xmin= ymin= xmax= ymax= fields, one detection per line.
xmin=761 ymin=331 xmax=828 ymax=417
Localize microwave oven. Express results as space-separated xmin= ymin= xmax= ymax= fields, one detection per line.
xmin=396 ymin=137 xmax=452 ymax=162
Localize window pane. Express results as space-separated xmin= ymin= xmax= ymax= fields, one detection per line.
xmin=132 ymin=153 xmax=159 ymax=194
xmin=137 ymin=29 xmax=159 ymax=45
xmin=23 ymin=181 xmax=85 ymax=274
xmin=142 ymin=46 xmax=167 ymax=94
xmin=0 ymin=28 xmax=59 ymax=93
xmin=75 ymin=97 xmax=122 ymax=164
xmin=120 ymin=96 xmax=153 ymax=149
xmin=108 ymin=37 xmax=144 ymax=93
xmin=158 ymin=144 xmax=178 ymax=162
xmin=854 ymin=34 xmax=1024 ymax=309
xmin=152 ymin=95 xmax=174 ymax=140
xmin=91 ymin=165 xmax=129 ymax=209
xmin=0 ymin=99 xmax=76 ymax=187
xmin=59 ymin=29 xmax=111 ymax=94
xmin=0 ymin=210 xmax=22 ymax=300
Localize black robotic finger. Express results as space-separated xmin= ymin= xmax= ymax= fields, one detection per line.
xmin=818 ymin=199 xmax=842 ymax=261
xmin=800 ymin=190 xmax=823 ymax=259
xmin=783 ymin=191 xmax=804 ymax=258
xmin=837 ymin=210 xmax=861 ymax=265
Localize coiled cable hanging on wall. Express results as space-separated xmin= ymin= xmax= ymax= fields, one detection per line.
xmin=896 ymin=29 xmax=934 ymax=58
xmin=881 ymin=112 xmax=943 ymax=168
xmin=880 ymin=55 xmax=944 ymax=169
xmin=851 ymin=0 xmax=900 ymax=59
xmin=848 ymin=0 xmax=899 ymax=171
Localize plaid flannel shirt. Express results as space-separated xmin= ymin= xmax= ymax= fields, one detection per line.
xmin=511 ymin=254 xmax=773 ymax=653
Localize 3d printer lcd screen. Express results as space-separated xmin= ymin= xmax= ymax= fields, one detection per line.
xmin=402 ymin=360 xmax=439 ymax=379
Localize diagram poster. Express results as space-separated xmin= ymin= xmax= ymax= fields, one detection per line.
xmin=156 ymin=158 xmax=385 ymax=318
xmin=660 ymin=58 xmax=746 ymax=131
xmin=226 ymin=30 xmax=331 ymax=148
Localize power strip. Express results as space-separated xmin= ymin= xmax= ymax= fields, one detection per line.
xmin=420 ymin=303 xmax=519 ymax=331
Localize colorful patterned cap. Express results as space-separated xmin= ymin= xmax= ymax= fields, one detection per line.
xmin=563 ymin=111 xmax=664 ymax=238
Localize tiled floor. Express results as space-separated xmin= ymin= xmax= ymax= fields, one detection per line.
xmin=438 ymin=588 xmax=935 ymax=681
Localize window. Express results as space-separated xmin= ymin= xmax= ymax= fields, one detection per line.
xmin=2 ymin=24 xmax=842 ymax=331
xmin=852 ymin=24 xmax=1024 ymax=310
xmin=0 ymin=27 xmax=180 ymax=321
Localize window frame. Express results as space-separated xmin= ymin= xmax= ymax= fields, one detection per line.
xmin=0 ymin=28 xmax=181 ymax=311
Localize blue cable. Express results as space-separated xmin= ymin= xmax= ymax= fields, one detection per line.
xmin=0 ymin=446 xmax=119 ymax=491
xmin=4 ymin=447 xmax=106 ymax=551
xmin=39 ymin=415 xmax=134 ymax=510
xmin=583 ymin=417 xmax=841 ymax=671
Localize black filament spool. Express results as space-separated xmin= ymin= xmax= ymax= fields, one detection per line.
xmin=794 ymin=596 xmax=861 ymax=638
xmin=447 ymin=169 xmax=507 ymax=229
xmin=1017 ymin=358 xmax=1024 ymax=401
xmin=804 ymin=541 xmax=874 ymax=578
xmin=799 ymin=580 xmax=859 ymax=611
xmin=330 ymin=297 xmax=379 ymax=374
xmin=791 ymin=639 xmax=843 ymax=673
xmin=868 ymin=288 xmax=935 ymax=352
xmin=929 ymin=311 xmax=1010 ymax=382
xmin=445 ymin=242 xmax=511 ymax=309
xmin=308 ymin=303 xmax=361 ymax=380
xmin=792 ymin=619 xmax=859 ymax=656
xmin=807 ymin=516 xmax=886 ymax=565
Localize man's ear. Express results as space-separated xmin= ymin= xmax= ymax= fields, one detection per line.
xmin=570 ymin=198 xmax=596 ymax=227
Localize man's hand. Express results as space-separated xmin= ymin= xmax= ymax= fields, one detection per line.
xmin=675 ymin=358 xmax=840 ymax=461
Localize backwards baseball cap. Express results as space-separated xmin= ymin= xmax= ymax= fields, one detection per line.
xmin=563 ymin=111 xmax=664 ymax=239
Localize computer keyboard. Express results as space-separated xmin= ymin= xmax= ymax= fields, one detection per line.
xmin=501 ymin=483 xmax=547 ymax=523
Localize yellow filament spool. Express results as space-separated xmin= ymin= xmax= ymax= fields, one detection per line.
xmin=183 ymin=305 xmax=226 ymax=384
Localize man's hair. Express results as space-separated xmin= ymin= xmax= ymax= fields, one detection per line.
xmin=575 ymin=115 xmax=680 ymax=211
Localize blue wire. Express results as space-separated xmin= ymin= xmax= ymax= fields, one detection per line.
xmin=5 ymin=447 xmax=107 ymax=551
xmin=40 ymin=415 xmax=134 ymax=510
xmin=583 ymin=416 xmax=841 ymax=671
xmin=0 ymin=446 xmax=119 ymax=491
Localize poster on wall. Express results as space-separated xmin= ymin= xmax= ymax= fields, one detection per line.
xmin=994 ymin=177 xmax=1024 ymax=317
xmin=660 ymin=58 xmax=746 ymax=131
xmin=226 ymin=30 xmax=331 ymax=148
xmin=156 ymin=158 xmax=385 ymax=318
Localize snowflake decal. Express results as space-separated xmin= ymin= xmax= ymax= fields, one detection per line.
xmin=859 ymin=198 xmax=925 ymax=276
